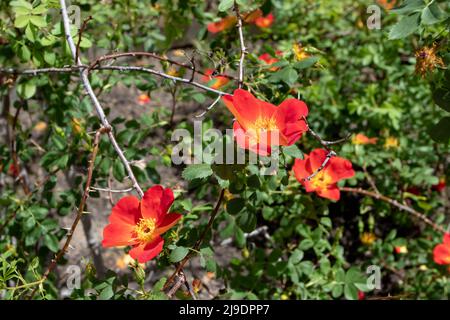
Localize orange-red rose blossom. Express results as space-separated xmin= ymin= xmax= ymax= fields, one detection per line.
xmin=222 ymin=89 xmax=309 ymax=156
xmin=433 ymin=233 xmax=450 ymax=265
xmin=102 ymin=185 xmax=182 ymax=263
xmin=293 ymin=149 xmax=355 ymax=200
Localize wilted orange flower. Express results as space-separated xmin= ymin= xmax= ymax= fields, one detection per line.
xmin=293 ymin=43 xmax=310 ymax=61
xmin=384 ymin=136 xmax=399 ymax=149
xmin=360 ymin=232 xmax=377 ymax=245
xmin=352 ymin=133 xmax=378 ymax=145
xmin=222 ymin=89 xmax=309 ymax=156
xmin=394 ymin=246 xmax=408 ymax=254
xmin=116 ymin=254 xmax=145 ymax=270
xmin=201 ymin=69 xmax=230 ymax=89
xmin=207 ymin=15 xmax=237 ymax=33
xmin=432 ymin=177 xmax=446 ymax=192
xmin=255 ymin=13 xmax=274 ymax=28
xmin=71 ymin=118 xmax=83 ymax=134
xmin=415 ymin=44 xmax=445 ymax=77
xmin=433 ymin=233 xmax=450 ymax=265
xmin=293 ymin=149 xmax=355 ymax=201
xmin=259 ymin=51 xmax=283 ymax=71
xmin=138 ymin=94 xmax=151 ymax=105
xmin=102 ymin=185 xmax=182 ymax=263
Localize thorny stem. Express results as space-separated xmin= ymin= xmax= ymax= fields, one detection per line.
xmin=0 ymin=65 xmax=231 ymax=97
xmin=87 ymin=51 xmax=236 ymax=81
xmin=163 ymin=189 xmax=226 ymax=294
xmin=28 ymin=127 xmax=109 ymax=299
xmin=59 ymin=0 xmax=143 ymax=198
xmin=234 ymin=2 xmax=247 ymax=88
xmin=340 ymin=187 xmax=446 ymax=234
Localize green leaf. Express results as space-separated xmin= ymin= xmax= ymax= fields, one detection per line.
xmin=14 ymin=15 xmax=30 ymax=28
xmin=293 ymin=57 xmax=319 ymax=70
xmin=169 ymin=246 xmax=189 ymax=263
xmin=428 ymin=117 xmax=450 ymax=144
xmin=218 ymin=0 xmax=234 ymax=12
xmin=272 ymin=67 xmax=298 ymax=86
xmin=44 ymin=51 xmax=56 ymax=65
xmin=113 ymin=159 xmax=126 ymax=181
xmin=421 ymin=2 xmax=447 ymax=25
xmin=29 ymin=15 xmax=47 ymax=28
xmin=32 ymin=4 xmax=48 ymax=15
xmin=289 ymin=249 xmax=304 ymax=264
xmin=282 ymin=144 xmax=303 ymax=158
xmin=43 ymin=234 xmax=59 ymax=252
xmin=227 ymin=198 xmax=245 ymax=214
xmin=390 ymin=0 xmax=425 ymax=15
xmin=388 ymin=12 xmax=420 ymax=40
xmin=10 ymin=0 xmax=33 ymax=10
xmin=24 ymin=24 xmax=35 ymax=42
xmin=17 ymin=81 xmax=36 ymax=99
xmin=299 ymin=239 xmax=314 ymax=250
xmin=344 ymin=283 xmax=358 ymax=300
xmin=182 ymin=164 xmax=213 ymax=181
xmin=433 ymin=87 xmax=450 ymax=112
xmin=236 ymin=210 xmax=256 ymax=232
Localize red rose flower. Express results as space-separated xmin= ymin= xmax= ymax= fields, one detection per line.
xmin=102 ymin=185 xmax=182 ymax=263
xmin=432 ymin=177 xmax=446 ymax=192
xmin=293 ymin=149 xmax=355 ymax=200
xmin=254 ymin=13 xmax=274 ymax=28
xmin=222 ymin=89 xmax=309 ymax=156
xmin=258 ymin=51 xmax=282 ymax=71
xmin=201 ymin=69 xmax=230 ymax=89
xmin=433 ymin=233 xmax=450 ymax=265
xmin=207 ymin=16 xmax=237 ymax=33
xmin=358 ymin=291 xmax=365 ymax=300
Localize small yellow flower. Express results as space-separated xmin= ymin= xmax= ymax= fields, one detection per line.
xmin=293 ymin=43 xmax=310 ymax=61
xmin=167 ymin=67 xmax=179 ymax=77
xmin=384 ymin=136 xmax=399 ymax=149
xmin=360 ymin=232 xmax=377 ymax=246
xmin=173 ymin=49 xmax=185 ymax=57
xmin=280 ymin=293 xmax=289 ymax=300
xmin=419 ymin=265 xmax=428 ymax=271
xmin=71 ymin=118 xmax=83 ymax=135
xmin=394 ymin=246 xmax=408 ymax=254
xmin=116 ymin=254 xmax=145 ymax=270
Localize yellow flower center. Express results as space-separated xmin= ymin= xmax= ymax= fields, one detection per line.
xmin=310 ymin=170 xmax=333 ymax=189
xmin=134 ymin=218 xmax=156 ymax=243
xmin=248 ymin=117 xmax=279 ymax=144
xmin=253 ymin=117 xmax=278 ymax=131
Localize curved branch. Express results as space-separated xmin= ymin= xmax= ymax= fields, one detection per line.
xmin=341 ymin=186 xmax=446 ymax=234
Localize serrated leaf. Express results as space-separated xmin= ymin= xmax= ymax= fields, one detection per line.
xmin=29 ymin=15 xmax=47 ymax=28
xmin=421 ymin=2 xmax=447 ymax=25
xmin=433 ymin=87 xmax=450 ymax=112
xmin=169 ymin=246 xmax=189 ymax=263
xmin=293 ymin=56 xmax=319 ymax=70
xmin=428 ymin=117 xmax=450 ymax=144
xmin=14 ymin=15 xmax=30 ymax=28
xmin=218 ymin=0 xmax=234 ymax=12
xmin=388 ymin=12 xmax=420 ymax=40
xmin=282 ymin=144 xmax=303 ymax=158
xmin=227 ymin=197 xmax=245 ymax=214
xmin=390 ymin=0 xmax=425 ymax=15
xmin=182 ymin=164 xmax=213 ymax=181
xmin=17 ymin=81 xmax=36 ymax=99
